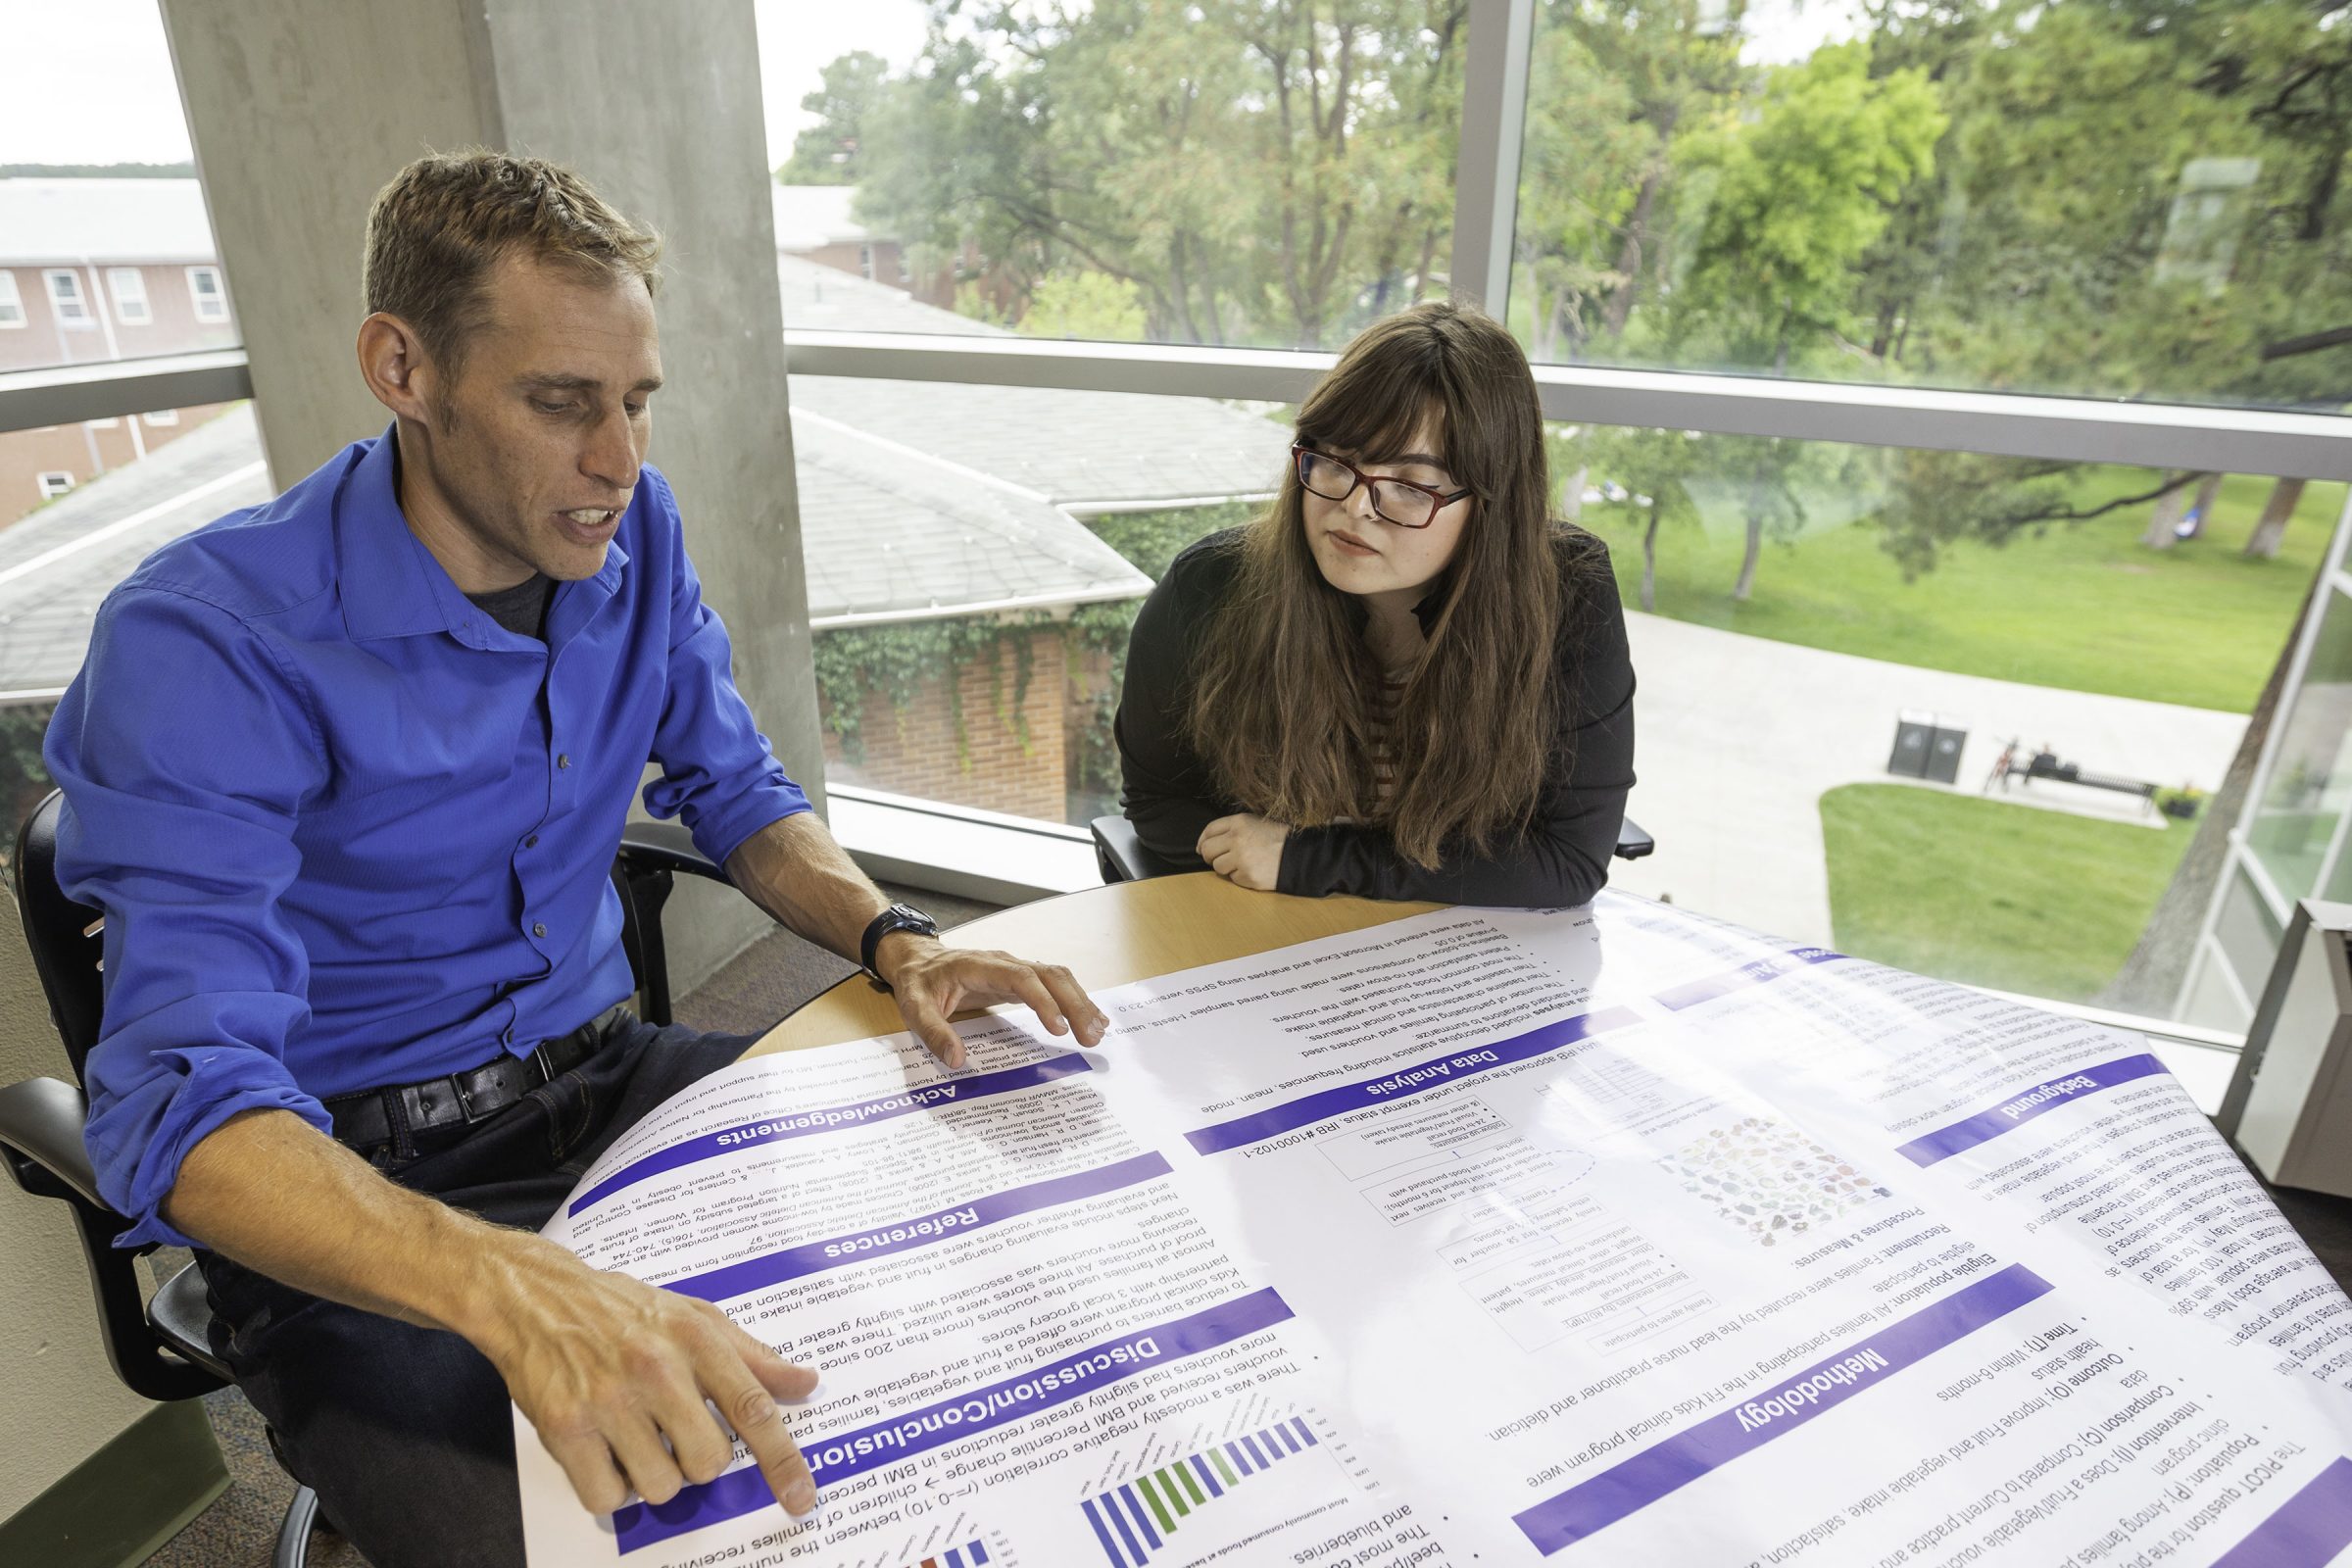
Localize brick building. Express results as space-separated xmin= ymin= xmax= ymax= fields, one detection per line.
xmin=0 ymin=179 xmax=240 ymax=524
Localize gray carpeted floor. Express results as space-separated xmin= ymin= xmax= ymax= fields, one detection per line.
xmin=141 ymin=882 xmax=1000 ymax=1568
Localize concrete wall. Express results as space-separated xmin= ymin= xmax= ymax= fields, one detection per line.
xmin=161 ymin=0 xmax=823 ymax=992
xmin=0 ymin=897 xmax=162 ymax=1518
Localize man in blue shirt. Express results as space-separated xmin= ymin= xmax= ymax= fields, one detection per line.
xmin=44 ymin=153 xmax=1107 ymax=1568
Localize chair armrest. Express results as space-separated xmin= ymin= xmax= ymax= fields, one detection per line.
xmin=0 ymin=1075 xmax=105 ymax=1210
xmin=1613 ymin=815 xmax=1655 ymax=862
xmin=617 ymin=819 xmax=730 ymax=885
xmin=0 ymin=1077 xmax=216 ymax=1400
xmin=1091 ymin=815 xmax=1192 ymax=884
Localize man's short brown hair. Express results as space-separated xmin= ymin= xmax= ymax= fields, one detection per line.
xmin=363 ymin=152 xmax=662 ymax=377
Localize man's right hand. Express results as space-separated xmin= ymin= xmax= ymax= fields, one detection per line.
xmin=164 ymin=1110 xmax=824 ymax=1523
xmin=471 ymin=1232 xmax=821 ymax=1515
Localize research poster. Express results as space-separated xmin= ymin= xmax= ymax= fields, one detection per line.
xmin=517 ymin=894 xmax=2352 ymax=1568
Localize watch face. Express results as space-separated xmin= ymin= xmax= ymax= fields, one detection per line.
xmin=890 ymin=902 xmax=939 ymax=934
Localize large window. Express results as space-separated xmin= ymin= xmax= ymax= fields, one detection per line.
xmin=0 ymin=3 xmax=224 ymax=371
xmin=0 ymin=0 xmax=2338 ymax=1035
xmin=1508 ymin=0 xmax=2352 ymax=414
xmin=792 ymin=374 xmax=1288 ymax=825
xmin=759 ymin=0 xmax=1464 ymax=350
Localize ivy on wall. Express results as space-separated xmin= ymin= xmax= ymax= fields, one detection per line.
xmin=810 ymin=612 xmax=1053 ymax=767
xmin=810 ymin=501 xmax=1261 ymax=790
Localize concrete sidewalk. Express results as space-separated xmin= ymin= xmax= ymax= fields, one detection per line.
xmin=1605 ymin=611 xmax=2248 ymax=949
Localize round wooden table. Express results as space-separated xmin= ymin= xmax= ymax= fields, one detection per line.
xmin=744 ymin=873 xmax=1441 ymax=1057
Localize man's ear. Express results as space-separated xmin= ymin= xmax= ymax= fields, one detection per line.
xmin=357 ymin=312 xmax=439 ymax=423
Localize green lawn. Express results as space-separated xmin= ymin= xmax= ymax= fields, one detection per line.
xmin=1586 ymin=469 xmax=2343 ymax=713
xmin=1818 ymin=784 xmax=2193 ymax=1002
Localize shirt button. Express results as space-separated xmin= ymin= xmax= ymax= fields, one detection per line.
xmin=557 ymin=753 xmax=571 ymax=769
xmin=524 ymin=834 xmax=540 ymax=849
xmin=532 ymin=921 xmax=548 ymax=938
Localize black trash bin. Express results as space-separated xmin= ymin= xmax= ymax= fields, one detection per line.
xmin=1925 ymin=722 xmax=1967 ymax=785
xmin=1887 ymin=711 xmax=1935 ymax=779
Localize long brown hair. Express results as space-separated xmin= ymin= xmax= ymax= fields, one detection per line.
xmin=1187 ymin=302 xmax=1575 ymax=869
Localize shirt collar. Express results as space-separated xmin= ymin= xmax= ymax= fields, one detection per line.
xmin=334 ymin=423 xmax=631 ymax=649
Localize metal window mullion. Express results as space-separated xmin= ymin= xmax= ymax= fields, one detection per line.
xmin=784 ymin=332 xmax=2352 ymax=480
xmin=2176 ymin=491 xmax=2352 ymax=1021
xmin=1448 ymin=0 xmax=1538 ymax=315
xmin=0 ymin=349 xmax=254 ymax=434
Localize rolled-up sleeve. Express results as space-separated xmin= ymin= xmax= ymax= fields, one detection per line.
xmin=45 ymin=586 xmax=332 ymax=1248
xmin=637 ymin=475 xmax=810 ymax=865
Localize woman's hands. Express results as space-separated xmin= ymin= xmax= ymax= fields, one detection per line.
xmin=1198 ymin=813 xmax=1292 ymax=892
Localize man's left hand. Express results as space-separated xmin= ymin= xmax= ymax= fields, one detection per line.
xmin=876 ymin=935 xmax=1108 ymax=1068
xmin=1198 ymin=813 xmax=1290 ymax=892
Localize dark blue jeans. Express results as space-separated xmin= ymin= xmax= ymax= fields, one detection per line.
xmin=196 ymin=1011 xmax=758 ymax=1568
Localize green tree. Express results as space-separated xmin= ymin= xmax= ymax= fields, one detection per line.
xmin=1669 ymin=41 xmax=1943 ymax=599
xmin=855 ymin=1 xmax=1467 ymax=348
xmin=1847 ymin=0 xmax=2352 ymax=573
xmin=1017 ymin=270 xmax=1150 ymax=340
xmin=778 ymin=50 xmax=890 ymax=185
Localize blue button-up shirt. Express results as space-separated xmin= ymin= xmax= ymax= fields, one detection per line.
xmin=45 ymin=427 xmax=809 ymax=1247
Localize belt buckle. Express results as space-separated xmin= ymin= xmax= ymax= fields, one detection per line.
xmin=453 ymin=1065 xmax=505 ymax=1123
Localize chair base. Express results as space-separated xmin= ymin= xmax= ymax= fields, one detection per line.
xmin=272 ymin=1484 xmax=322 ymax=1568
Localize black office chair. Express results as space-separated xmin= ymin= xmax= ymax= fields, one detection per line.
xmin=1090 ymin=811 xmax=1657 ymax=884
xmin=0 ymin=790 xmax=729 ymax=1568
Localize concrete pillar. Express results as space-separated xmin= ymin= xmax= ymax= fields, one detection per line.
xmin=161 ymin=0 xmax=822 ymax=988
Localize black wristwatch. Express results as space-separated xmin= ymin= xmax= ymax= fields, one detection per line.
xmin=859 ymin=902 xmax=939 ymax=990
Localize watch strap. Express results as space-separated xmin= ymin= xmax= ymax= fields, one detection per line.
xmin=859 ymin=903 xmax=938 ymax=990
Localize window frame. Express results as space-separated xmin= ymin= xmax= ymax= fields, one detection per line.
xmin=43 ymin=270 xmax=94 ymax=330
xmin=185 ymin=265 xmax=228 ymax=323
xmin=105 ymin=267 xmax=151 ymax=326
xmin=0 ymin=271 xmax=24 ymax=329
xmin=34 ymin=470 xmax=75 ymax=500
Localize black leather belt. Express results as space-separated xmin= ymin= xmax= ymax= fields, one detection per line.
xmin=323 ymin=1004 xmax=629 ymax=1152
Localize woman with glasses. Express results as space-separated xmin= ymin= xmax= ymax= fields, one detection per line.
xmin=1115 ymin=300 xmax=1636 ymax=906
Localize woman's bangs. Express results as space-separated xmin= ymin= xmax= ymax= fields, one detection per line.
xmin=1298 ymin=379 xmax=1449 ymax=473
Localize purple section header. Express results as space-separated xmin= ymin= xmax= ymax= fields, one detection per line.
xmin=1183 ymin=1005 xmax=1642 ymax=1156
xmin=1893 ymin=1054 xmax=2169 ymax=1169
xmin=1512 ymin=1263 xmax=2054 ymax=1555
xmin=1651 ymin=948 xmax=1845 ymax=1012
xmin=1182 ymin=945 xmax=1845 ymax=1157
xmin=662 ymin=1152 xmax=1172 ymax=1302
xmin=615 ymin=1287 xmax=1296 ymax=1554
xmin=570 ymin=1053 xmax=1093 ymax=1213
xmin=2214 ymin=1457 xmax=2352 ymax=1567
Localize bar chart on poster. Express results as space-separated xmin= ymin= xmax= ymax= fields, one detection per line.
xmin=515 ymin=894 xmax=2352 ymax=1568
xmin=1076 ymin=1403 xmax=1366 ymax=1568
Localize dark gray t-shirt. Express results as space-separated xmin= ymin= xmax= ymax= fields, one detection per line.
xmin=466 ymin=574 xmax=556 ymax=640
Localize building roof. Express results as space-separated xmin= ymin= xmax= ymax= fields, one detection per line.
xmin=770 ymin=185 xmax=880 ymax=253
xmin=777 ymin=254 xmax=1294 ymax=508
xmin=776 ymin=250 xmax=1004 ymax=336
xmin=794 ymin=415 xmax=1151 ymax=624
xmin=0 ymin=178 xmax=217 ymax=266
xmin=796 ymin=375 xmax=1289 ymax=510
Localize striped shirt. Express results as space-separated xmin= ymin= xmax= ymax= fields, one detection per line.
xmin=1353 ymin=670 xmax=1412 ymax=820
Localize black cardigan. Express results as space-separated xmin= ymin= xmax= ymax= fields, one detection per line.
xmin=1114 ymin=527 xmax=1638 ymax=906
